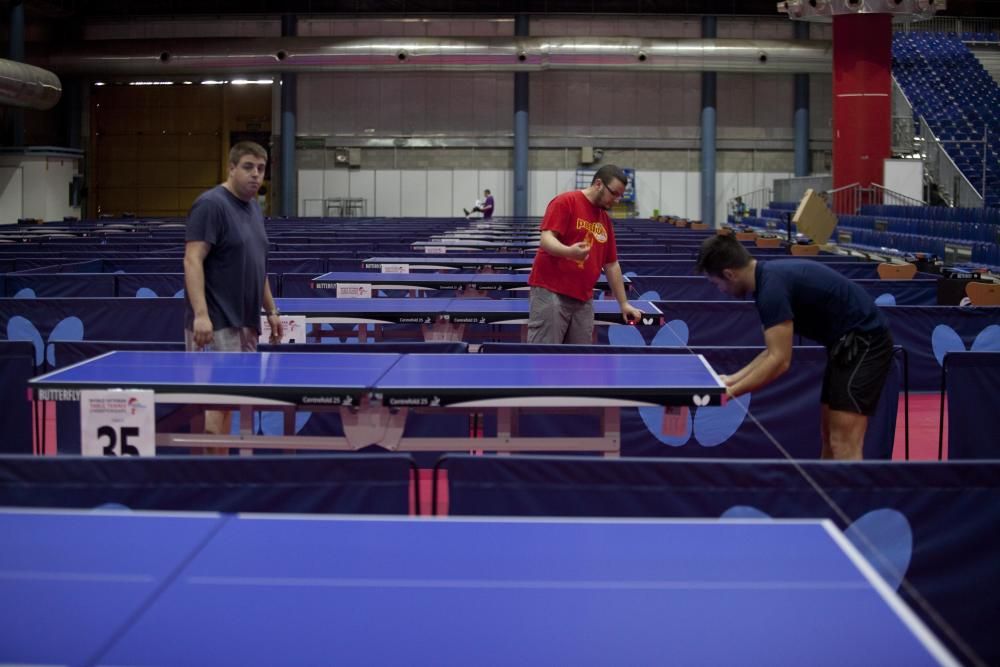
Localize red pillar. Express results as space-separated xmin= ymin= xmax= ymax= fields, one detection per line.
xmin=832 ymin=13 xmax=892 ymax=211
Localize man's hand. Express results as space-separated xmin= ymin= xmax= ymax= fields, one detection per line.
xmin=267 ymin=313 xmax=284 ymax=343
xmin=621 ymin=302 xmax=643 ymax=324
xmin=718 ymin=375 xmax=736 ymax=398
xmin=567 ymin=240 xmax=591 ymax=261
xmin=192 ymin=313 xmax=213 ymax=348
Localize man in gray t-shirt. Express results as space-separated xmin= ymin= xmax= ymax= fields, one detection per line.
xmin=183 ymin=141 xmax=282 ymax=441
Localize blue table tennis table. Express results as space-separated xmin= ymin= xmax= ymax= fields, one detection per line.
xmin=309 ymin=270 xmax=625 ymax=295
xmin=412 ymin=238 xmax=538 ymax=252
xmin=363 ymin=255 xmax=535 ymax=272
xmin=30 ymin=350 xmax=723 ymax=455
xmin=430 ymin=230 xmax=541 ymax=240
xmin=274 ymin=297 xmax=663 ymax=343
xmin=0 ymin=509 xmax=957 ymax=666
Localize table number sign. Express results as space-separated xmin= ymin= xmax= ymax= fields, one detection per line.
xmin=259 ymin=314 xmax=307 ymax=344
xmin=80 ymin=389 xmax=156 ymax=457
xmin=381 ymin=264 xmax=409 ymax=273
xmin=336 ymin=283 xmax=372 ymax=299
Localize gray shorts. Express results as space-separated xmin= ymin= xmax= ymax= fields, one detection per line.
xmin=527 ymin=286 xmax=594 ymax=345
xmin=184 ymin=327 xmax=258 ymax=352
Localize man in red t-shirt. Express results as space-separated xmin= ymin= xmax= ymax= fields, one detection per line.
xmin=527 ymin=165 xmax=642 ymax=344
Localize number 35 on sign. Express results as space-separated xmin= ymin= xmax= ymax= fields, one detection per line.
xmin=80 ymin=389 xmax=156 ymax=457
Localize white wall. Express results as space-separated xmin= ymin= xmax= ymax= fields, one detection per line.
xmin=883 ymin=159 xmax=924 ymax=203
xmin=297 ymin=168 xmax=792 ymax=222
xmin=0 ymin=156 xmax=81 ymax=224
xmin=0 ymin=167 xmax=23 ymax=226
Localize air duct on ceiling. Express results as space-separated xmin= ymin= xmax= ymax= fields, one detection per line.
xmin=39 ymin=37 xmax=832 ymax=75
xmin=0 ymin=58 xmax=62 ymax=110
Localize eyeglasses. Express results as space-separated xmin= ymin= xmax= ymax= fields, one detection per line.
xmin=602 ymin=181 xmax=626 ymax=199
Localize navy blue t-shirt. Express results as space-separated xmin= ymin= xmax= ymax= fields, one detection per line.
xmin=754 ymin=259 xmax=886 ymax=347
xmin=184 ymin=185 xmax=269 ymax=333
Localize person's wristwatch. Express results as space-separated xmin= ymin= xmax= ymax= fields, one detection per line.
xmin=265 ymin=308 xmax=280 ymax=318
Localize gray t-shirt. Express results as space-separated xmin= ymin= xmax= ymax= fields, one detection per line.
xmin=184 ymin=185 xmax=269 ymax=333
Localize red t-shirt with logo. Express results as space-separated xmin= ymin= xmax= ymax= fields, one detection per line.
xmin=528 ymin=190 xmax=618 ymax=302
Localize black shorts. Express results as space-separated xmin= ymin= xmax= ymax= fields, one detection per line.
xmin=821 ymin=327 xmax=895 ymax=415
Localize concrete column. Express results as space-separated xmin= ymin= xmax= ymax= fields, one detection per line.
xmin=279 ymin=14 xmax=298 ymax=217
xmin=64 ymin=78 xmax=83 ymax=149
xmin=794 ymin=21 xmax=811 ymax=178
xmin=513 ymin=13 xmax=529 ymax=218
xmin=7 ymin=0 xmax=25 ymax=146
xmin=700 ymin=16 xmax=717 ymax=227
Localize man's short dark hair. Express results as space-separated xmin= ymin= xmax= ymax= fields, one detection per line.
xmin=484 ymin=189 xmax=491 ymax=195
xmin=696 ymin=234 xmax=752 ymax=277
xmin=229 ymin=141 xmax=268 ymax=166
xmin=592 ymin=165 xmax=628 ymax=188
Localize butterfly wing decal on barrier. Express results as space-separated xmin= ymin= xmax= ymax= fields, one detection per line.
xmin=255 ymin=411 xmax=313 ymax=436
xmin=875 ymin=293 xmax=897 ymax=306
xmin=46 ymin=317 xmax=85 ymax=367
xmin=608 ymin=325 xmax=645 ymax=346
xmin=692 ymin=393 xmax=751 ymax=448
xmin=931 ymin=324 xmax=966 ymax=366
xmin=6 ymin=316 xmax=45 ymax=366
xmin=721 ymin=505 xmax=913 ymax=590
xmin=971 ymin=324 xmax=1000 ymax=351
xmin=652 ymin=319 xmax=690 ymax=347
xmin=844 ymin=509 xmax=913 ymax=590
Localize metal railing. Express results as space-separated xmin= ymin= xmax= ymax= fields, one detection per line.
xmin=827 ymin=183 xmax=928 ymax=215
xmin=895 ymin=17 xmax=1000 ymax=40
xmin=728 ymin=187 xmax=772 ymax=220
xmin=891 ymin=78 xmax=919 ymax=156
xmin=871 ymin=184 xmax=927 ymax=207
xmin=828 ymin=183 xmax=862 ymax=216
xmin=919 ymin=116 xmax=985 ymax=208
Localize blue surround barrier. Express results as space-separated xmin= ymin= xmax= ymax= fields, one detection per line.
xmin=629 ymin=277 xmax=939 ymax=305
xmin=3 ymin=298 xmax=994 ymax=391
xmin=941 ymin=351 xmax=1000 ymax=459
xmin=0 ymin=453 xmax=414 ymax=514
xmin=0 ymin=341 xmax=36 ymax=454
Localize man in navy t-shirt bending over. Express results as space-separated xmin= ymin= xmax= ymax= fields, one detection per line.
xmin=696 ymin=234 xmax=894 ymax=460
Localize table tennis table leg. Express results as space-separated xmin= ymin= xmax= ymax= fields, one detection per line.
xmin=496 ymin=408 xmax=519 ymax=453
xmin=601 ymin=408 xmax=621 ymax=458
xmin=238 ymin=406 xmax=254 ymax=456
xmin=30 ymin=398 xmax=59 ymax=456
xmin=31 ymin=397 xmax=46 ymax=455
xmin=340 ymin=406 xmax=407 ymax=450
xmin=468 ymin=411 xmax=485 ymax=456
xmin=421 ymin=322 xmax=465 ymax=342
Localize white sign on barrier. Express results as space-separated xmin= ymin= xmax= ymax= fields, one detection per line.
xmin=259 ymin=314 xmax=308 ymax=344
xmin=80 ymin=389 xmax=156 ymax=457
xmin=424 ymin=246 xmax=447 ymax=254
xmin=381 ymin=264 xmax=409 ymax=273
xmin=336 ymin=283 xmax=372 ymax=299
